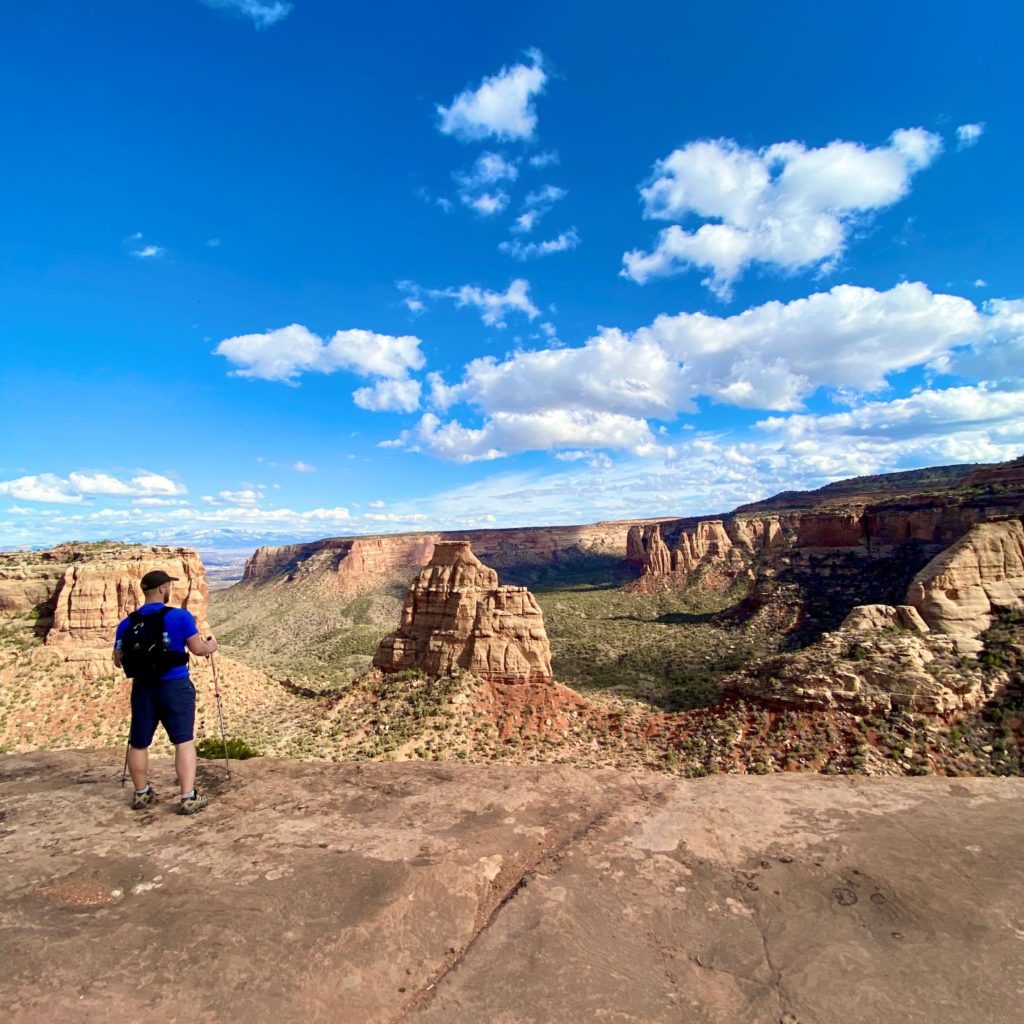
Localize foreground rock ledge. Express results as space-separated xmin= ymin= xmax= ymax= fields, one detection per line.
xmin=2 ymin=753 xmax=1022 ymax=1024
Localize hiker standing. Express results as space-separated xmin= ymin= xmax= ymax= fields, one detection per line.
xmin=113 ymin=569 xmax=218 ymax=815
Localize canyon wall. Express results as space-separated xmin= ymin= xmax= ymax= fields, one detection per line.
xmin=242 ymin=518 xmax=665 ymax=590
xmin=0 ymin=544 xmax=209 ymax=682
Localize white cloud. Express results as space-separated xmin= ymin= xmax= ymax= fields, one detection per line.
xmin=206 ymin=238 xmax=222 ymax=247
xmin=429 ymin=282 xmax=984 ymax=422
xmin=215 ymin=324 xmax=425 ymax=384
xmin=623 ymin=128 xmax=943 ymax=298
xmin=956 ymin=123 xmax=985 ymax=149
xmin=528 ymin=151 xmax=559 ymax=168
xmin=353 ymin=377 xmax=422 ymax=413
xmin=67 ymin=472 xmax=132 ymax=496
xmin=461 ymin=191 xmax=509 ymax=217
xmin=437 ymin=51 xmax=547 ymax=142
xmin=407 ymin=281 xmax=1024 ymax=463
xmin=213 ymin=487 xmax=264 ymax=505
xmin=975 ymin=279 xmax=988 ymax=288
xmin=758 ymin=385 xmax=1024 ymax=441
xmin=512 ymin=211 xmax=539 ymax=234
xmin=130 ymin=473 xmax=186 ymax=496
xmin=132 ymin=244 xmax=165 ymax=259
xmin=499 ymin=228 xmax=580 ymax=260
xmin=454 ymin=152 xmax=519 ymax=217
xmin=0 ymin=470 xmax=185 ymax=504
xmin=366 ymin=499 xmax=386 ymax=509
xmin=0 ymin=475 xmax=83 ymax=504
xmin=410 ymin=410 xmax=659 ymax=462
xmin=425 ymin=278 xmax=541 ymax=327
xmin=524 ymin=184 xmax=566 ymax=207
xmin=292 ymin=461 xmax=316 ymax=473
xmin=455 ymin=152 xmax=519 ymax=188
xmin=197 ymin=1 xmax=292 ymax=29
xmin=510 ymin=184 xmax=567 ymax=234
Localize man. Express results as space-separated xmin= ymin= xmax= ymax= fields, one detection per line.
xmin=113 ymin=569 xmax=218 ymax=815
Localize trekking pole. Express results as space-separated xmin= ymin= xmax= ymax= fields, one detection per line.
xmin=120 ymin=737 xmax=130 ymax=787
xmin=209 ymin=647 xmax=231 ymax=777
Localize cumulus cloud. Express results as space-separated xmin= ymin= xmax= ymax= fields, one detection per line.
xmin=353 ymin=377 xmax=422 ymax=413
xmin=408 ymin=410 xmax=659 ymax=462
xmin=215 ymin=324 xmax=425 ymax=384
xmin=623 ymin=128 xmax=943 ymax=298
xmin=405 ymin=281 xmax=1024 ymax=463
xmin=957 ymin=122 xmax=985 ymax=149
xmin=132 ymin=244 xmax=165 ymax=259
xmin=292 ymin=461 xmax=316 ymax=472
xmin=0 ymin=471 xmax=185 ymax=504
xmin=437 ymin=51 xmax=547 ymax=142
xmin=499 ymin=228 xmax=580 ymax=260
xmin=197 ymin=1 xmax=292 ymax=29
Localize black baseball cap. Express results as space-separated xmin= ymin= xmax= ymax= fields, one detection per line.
xmin=140 ymin=570 xmax=179 ymax=591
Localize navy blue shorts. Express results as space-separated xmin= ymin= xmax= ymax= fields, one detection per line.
xmin=129 ymin=677 xmax=196 ymax=747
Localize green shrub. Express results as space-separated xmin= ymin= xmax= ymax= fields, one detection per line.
xmin=196 ymin=736 xmax=262 ymax=760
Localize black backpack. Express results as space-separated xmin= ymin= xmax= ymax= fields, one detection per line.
xmin=119 ymin=607 xmax=190 ymax=680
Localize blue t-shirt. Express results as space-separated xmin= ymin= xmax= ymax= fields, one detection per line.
xmin=114 ymin=603 xmax=199 ymax=681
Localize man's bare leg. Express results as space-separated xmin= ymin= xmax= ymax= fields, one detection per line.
xmin=176 ymin=740 xmax=197 ymax=796
xmin=126 ymin=746 xmax=149 ymax=791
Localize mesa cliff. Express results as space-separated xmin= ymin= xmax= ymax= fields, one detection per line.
xmin=373 ymin=541 xmax=553 ymax=684
xmin=628 ymin=457 xmax=1024 ymax=640
xmin=242 ymin=518 xmax=664 ymax=590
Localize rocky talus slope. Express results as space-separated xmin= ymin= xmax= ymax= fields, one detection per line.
xmin=374 ymin=541 xmax=553 ymax=684
xmin=3 ymin=751 xmax=1023 ymax=1024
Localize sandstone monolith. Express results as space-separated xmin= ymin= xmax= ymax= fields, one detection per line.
xmin=373 ymin=541 xmax=553 ymax=684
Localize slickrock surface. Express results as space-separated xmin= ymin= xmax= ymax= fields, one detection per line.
xmin=2 ymin=751 xmax=1022 ymax=1024
xmin=374 ymin=541 xmax=553 ymax=684
xmin=907 ymin=518 xmax=1024 ymax=654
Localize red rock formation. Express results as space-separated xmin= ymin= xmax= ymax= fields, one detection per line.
xmin=242 ymin=519 xmax=668 ymax=591
xmin=906 ymin=518 xmax=1024 ymax=654
xmin=45 ymin=547 xmax=208 ymax=648
xmin=373 ymin=542 xmax=553 ymax=684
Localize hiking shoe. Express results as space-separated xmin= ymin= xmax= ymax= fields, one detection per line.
xmin=130 ymin=785 xmax=155 ymax=810
xmin=178 ymin=790 xmax=209 ymax=816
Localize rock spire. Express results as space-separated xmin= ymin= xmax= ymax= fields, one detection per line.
xmin=373 ymin=541 xmax=553 ymax=684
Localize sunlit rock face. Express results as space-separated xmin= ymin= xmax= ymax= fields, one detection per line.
xmin=373 ymin=541 xmax=553 ymax=685
xmin=907 ymin=518 xmax=1024 ymax=655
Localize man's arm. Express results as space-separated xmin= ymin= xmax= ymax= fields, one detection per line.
xmin=186 ymin=633 xmax=218 ymax=657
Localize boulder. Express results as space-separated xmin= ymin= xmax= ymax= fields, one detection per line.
xmin=373 ymin=541 xmax=553 ymax=684
xmin=841 ymin=604 xmax=929 ymax=633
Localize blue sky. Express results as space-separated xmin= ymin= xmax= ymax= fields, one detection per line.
xmin=1 ymin=0 xmax=1022 ymax=548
